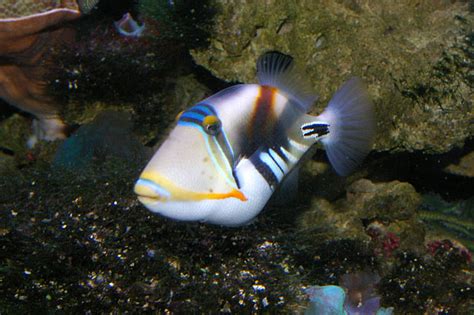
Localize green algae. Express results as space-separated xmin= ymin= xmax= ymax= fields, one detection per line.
xmin=419 ymin=194 xmax=474 ymax=251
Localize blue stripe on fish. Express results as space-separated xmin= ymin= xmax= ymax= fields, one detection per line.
xmin=178 ymin=103 xmax=218 ymax=128
xmin=136 ymin=178 xmax=171 ymax=199
xmin=269 ymin=148 xmax=288 ymax=173
xmin=178 ymin=117 xmax=202 ymax=127
xmin=180 ymin=111 xmax=206 ymax=121
xmin=191 ymin=108 xmax=211 ymax=116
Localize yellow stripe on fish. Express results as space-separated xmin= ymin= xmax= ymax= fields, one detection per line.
xmin=137 ymin=171 xmax=247 ymax=202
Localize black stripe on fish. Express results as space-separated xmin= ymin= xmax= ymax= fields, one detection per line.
xmin=268 ymin=148 xmax=286 ymax=174
xmin=194 ymin=103 xmax=217 ymax=116
xmin=248 ymin=149 xmax=285 ymax=190
xmin=179 ymin=103 xmax=219 ymax=127
xmin=273 ymin=145 xmax=291 ymax=165
xmin=301 ymin=122 xmax=330 ymax=139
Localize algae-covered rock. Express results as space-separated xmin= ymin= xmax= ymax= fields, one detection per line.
xmin=444 ymin=149 xmax=474 ymax=177
xmin=298 ymin=179 xmax=425 ymax=253
xmin=346 ymin=179 xmax=422 ymax=222
xmin=0 ymin=114 xmax=30 ymax=155
xmin=191 ymin=1 xmax=473 ymax=153
xmin=0 ymin=114 xmax=34 ymax=172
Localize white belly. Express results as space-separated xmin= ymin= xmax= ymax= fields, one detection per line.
xmin=203 ymin=158 xmax=273 ymax=226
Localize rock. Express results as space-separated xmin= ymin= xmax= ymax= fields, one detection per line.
xmin=173 ymin=75 xmax=211 ymax=114
xmin=191 ymin=1 xmax=473 ymax=153
xmin=0 ymin=113 xmax=30 ymax=157
xmin=53 ymin=110 xmax=151 ymax=169
xmin=444 ymin=150 xmax=474 ymax=177
xmin=298 ymin=179 xmax=425 ymax=252
xmin=0 ymin=113 xmax=33 ymax=171
xmin=346 ymin=179 xmax=421 ymax=222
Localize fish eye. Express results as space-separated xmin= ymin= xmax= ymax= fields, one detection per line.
xmin=202 ymin=115 xmax=221 ymax=135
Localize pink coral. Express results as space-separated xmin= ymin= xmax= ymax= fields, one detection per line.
xmin=427 ymin=239 xmax=472 ymax=263
xmin=366 ymin=221 xmax=401 ymax=257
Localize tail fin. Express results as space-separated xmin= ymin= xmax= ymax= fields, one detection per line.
xmin=302 ymin=77 xmax=375 ymax=176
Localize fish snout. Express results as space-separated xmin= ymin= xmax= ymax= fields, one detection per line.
xmin=134 ymin=178 xmax=170 ymax=204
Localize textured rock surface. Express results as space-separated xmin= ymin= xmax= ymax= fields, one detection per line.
xmin=53 ymin=111 xmax=151 ymax=169
xmin=191 ymin=1 xmax=473 ymax=153
xmin=0 ymin=114 xmax=30 ymax=173
xmin=444 ymin=149 xmax=474 ymax=177
xmin=298 ymin=179 xmax=425 ymax=252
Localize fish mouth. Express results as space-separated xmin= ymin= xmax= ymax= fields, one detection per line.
xmin=135 ymin=172 xmax=247 ymax=202
xmin=134 ymin=178 xmax=171 ymax=204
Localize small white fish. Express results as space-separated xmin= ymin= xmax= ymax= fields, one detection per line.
xmin=134 ymin=52 xmax=375 ymax=226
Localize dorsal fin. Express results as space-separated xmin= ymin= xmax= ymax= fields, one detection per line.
xmin=256 ymin=51 xmax=318 ymax=112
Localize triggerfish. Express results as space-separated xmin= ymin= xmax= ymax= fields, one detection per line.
xmin=134 ymin=52 xmax=375 ymax=226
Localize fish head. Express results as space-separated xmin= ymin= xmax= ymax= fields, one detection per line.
xmin=134 ymin=109 xmax=246 ymax=222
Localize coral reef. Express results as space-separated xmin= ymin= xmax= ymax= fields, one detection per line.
xmin=298 ymin=179 xmax=425 ymax=255
xmin=43 ymin=1 xmax=211 ymax=145
xmin=46 ymin=15 xmax=179 ymax=106
xmin=0 ymin=1 xmax=472 ymax=314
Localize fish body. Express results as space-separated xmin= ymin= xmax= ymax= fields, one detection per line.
xmin=134 ymin=52 xmax=375 ymax=226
